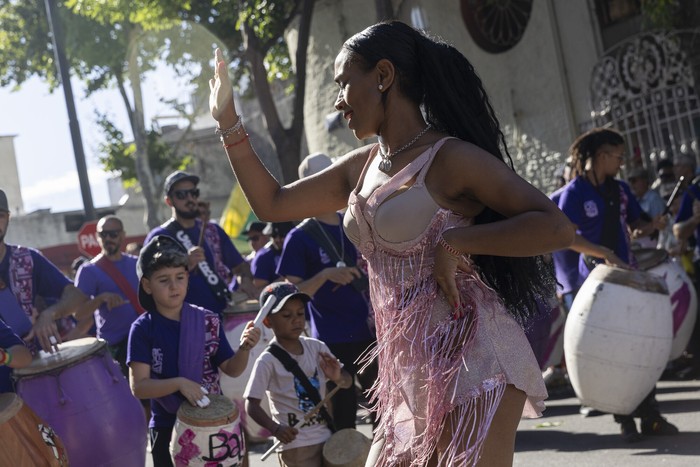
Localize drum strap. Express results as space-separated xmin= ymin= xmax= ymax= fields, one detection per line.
xmin=93 ymin=255 xmax=145 ymax=315
xmin=267 ymin=343 xmax=336 ymax=433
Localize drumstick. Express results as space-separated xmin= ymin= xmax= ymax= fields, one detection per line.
xmin=254 ymin=295 xmax=277 ymax=329
xmin=663 ymin=176 xmax=685 ymax=215
xmin=260 ymin=385 xmax=341 ymax=461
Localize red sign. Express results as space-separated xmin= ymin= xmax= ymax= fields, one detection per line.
xmin=77 ymin=221 xmax=101 ymax=258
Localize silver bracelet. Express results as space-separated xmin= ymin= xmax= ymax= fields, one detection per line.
xmin=215 ymin=115 xmax=243 ymax=140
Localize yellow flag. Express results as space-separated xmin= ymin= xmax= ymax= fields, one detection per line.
xmin=219 ymin=182 xmax=255 ymax=238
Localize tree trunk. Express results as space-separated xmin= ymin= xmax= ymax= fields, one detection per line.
xmin=126 ymin=26 xmax=162 ymax=228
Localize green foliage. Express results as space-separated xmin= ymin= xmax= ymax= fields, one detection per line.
xmin=96 ymin=112 xmax=192 ymax=186
xmin=641 ymin=0 xmax=680 ymax=29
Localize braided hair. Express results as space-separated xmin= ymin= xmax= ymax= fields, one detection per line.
xmin=343 ymin=21 xmax=555 ymax=324
xmin=569 ymin=128 xmax=625 ymax=178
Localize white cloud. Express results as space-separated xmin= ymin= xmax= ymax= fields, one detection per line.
xmin=22 ymin=168 xmax=111 ymax=212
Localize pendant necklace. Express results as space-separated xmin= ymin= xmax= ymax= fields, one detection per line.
xmin=314 ymin=218 xmax=347 ymax=267
xmin=378 ymin=124 xmax=432 ymax=173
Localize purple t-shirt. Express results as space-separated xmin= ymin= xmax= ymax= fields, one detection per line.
xmin=558 ymin=177 xmax=642 ymax=284
xmin=0 ymin=319 xmax=25 ymax=393
xmin=74 ymin=255 xmax=140 ymax=345
xmin=146 ymin=221 xmax=244 ymax=314
xmin=251 ymin=245 xmax=282 ymax=284
xmin=276 ymin=218 xmax=373 ymax=344
xmin=550 ymin=186 xmax=581 ymax=295
xmin=0 ymin=246 xmax=71 ymax=338
xmin=126 ymin=304 xmax=235 ymax=428
xmin=675 ymin=184 xmax=700 ymax=258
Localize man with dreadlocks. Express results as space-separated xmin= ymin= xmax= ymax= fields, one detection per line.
xmin=558 ymin=127 xmax=678 ymax=442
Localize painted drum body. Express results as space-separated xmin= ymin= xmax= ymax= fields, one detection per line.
xmin=322 ymin=428 xmax=372 ymax=467
xmin=170 ymin=394 xmax=245 ymax=467
xmin=636 ymin=248 xmax=698 ymax=360
xmin=14 ymin=338 xmax=147 ymax=467
xmin=564 ymin=265 xmax=672 ymax=415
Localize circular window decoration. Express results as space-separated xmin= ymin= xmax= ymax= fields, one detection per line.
xmin=460 ymin=0 xmax=534 ymax=54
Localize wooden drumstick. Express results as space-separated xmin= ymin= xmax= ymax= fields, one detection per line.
xmin=663 ymin=176 xmax=685 ymax=215
xmin=260 ymin=385 xmax=341 ymax=461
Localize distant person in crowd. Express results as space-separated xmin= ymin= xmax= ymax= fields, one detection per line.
xmin=251 ymin=222 xmax=295 ymax=290
xmin=0 ymin=189 xmax=88 ymax=353
xmin=628 ymin=166 xmax=666 ymax=248
xmin=651 ymin=158 xmax=676 ymax=194
xmin=243 ymin=221 xmax=269 ymax=262
xmin=275 ymin=153 xmax=377 ymax=431
xmin=127 ymin=235 xmax=260 ymax=467
xmin=245 ymin=282 xmax=352 ymax=467
xmin=145 ymin=171 xmax=255 ymax=315
xmin=125 ymin=242 xmax=142 ymax=256
xmin=74 ymin=215 xmax=141 ymax=375
xmin=558 ymin=128 xmax=678 ymax=441
xmin=0 ymin=319 xmax=32 ymax=393
xmin=674 ymin=154 xmax=697 ymax=188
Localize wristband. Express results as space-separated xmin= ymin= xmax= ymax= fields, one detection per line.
xmin=0 ymin=349 xmax=11 ymax=367
xmin=223 ymin=134 xmax=249 ymax=149
xmin=438 ymin=235 xmax=461 ymax=257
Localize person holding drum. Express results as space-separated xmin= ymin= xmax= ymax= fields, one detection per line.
xmin=73 ymin=215 xmax=141 ymax=376
xmin=558 ymin=127 xmax=679 ymax=441
xmin=0 ymin=318 xmax=32 ymax=393
xmin=127 ymin=235 xmax=261 ymax=467
xmin=145 ymin=171 xmax=256 ymax=316
xmin=209 ymin=21 xmax=574 ymax=466
xmin=0 ymin=189 xmax=89 ymax=353
xmin=245 ymin=282 xmax=352 ymax=467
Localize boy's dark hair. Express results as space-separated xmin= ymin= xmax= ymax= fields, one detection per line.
xmin=137 ymin=235 xmax=188 ymax=311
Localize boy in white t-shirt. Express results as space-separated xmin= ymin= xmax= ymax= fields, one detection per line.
xmin=244 ymin=282 xmax=351 ymax=467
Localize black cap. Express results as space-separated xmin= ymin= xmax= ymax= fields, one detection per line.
xmin=243 ymin=221 xmax=267 ymax=235
xmin=0 ymin=189 xmax=9 ymax=213
xmin=262 ymin=222 xmax=295 ymax=237
xmin=136 ymin=235 xmax=188 ymax=312
xmin=259 ymin=282 xmax=311 ymax=316
xmin=164 ymin=171 xmax=200 ymax=195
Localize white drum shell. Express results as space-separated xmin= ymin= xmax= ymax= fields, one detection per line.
xmin=564 ymin=267 xmax=672 ymax=415
xmin=646 ymin=258 xmax=698 ymax=360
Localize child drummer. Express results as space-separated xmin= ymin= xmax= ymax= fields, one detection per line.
xmin=244 ymin=282 xmax=351 ymax=467
xmin=127 ymin=235 xmax=260 ymax=467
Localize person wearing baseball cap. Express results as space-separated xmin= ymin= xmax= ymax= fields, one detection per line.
xmin=250 ymin=222 xmax=296 ymax=291
xmin=127 ymin=234 xmax=260 ymax=467
xmin=243 ymin=221 xmax=269 ymax=262
xmin=144 ymin=170 xmax=255 ymax=315
xmin=244 ymin=281 xmax=351 ymax=465
xmin=0 ymin=189 xmax=89 ymax=354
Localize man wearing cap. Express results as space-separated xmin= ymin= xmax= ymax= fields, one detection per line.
xmin=275 ymin=153 xmax=377 ymax=431
xmin=251 ymin=222 xmax=295 ymax=291
xmin=145 ymin=171 xmax=254 ymax=315
xmin=73 ymin=215 xmax=140 ymax=375
xmin=628 ymin=167 xmax=666 ymax=249
xmin=0 ymin=189 xmax=88 ymax=353
xmin=243 ymin=221 xmax=269 ymax=262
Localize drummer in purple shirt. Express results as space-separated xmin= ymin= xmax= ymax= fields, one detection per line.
xmin=74 ymin=215 xmax=141 ymax=375
xmin=0 ymin=319 xmax=32 ymax=393
xmin=0 ymin=189 xmax=88 ymax=353
xmin=557 ymin=128 xmax=676 ymax=442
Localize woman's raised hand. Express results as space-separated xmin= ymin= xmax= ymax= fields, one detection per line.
xmin=209 ymin=48 xmax=238 ymax=127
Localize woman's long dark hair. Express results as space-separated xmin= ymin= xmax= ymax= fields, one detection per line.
xmin=569 ymin=127 xmax=625 ymax=178
xmin=344 ymin=21 xmax=555 ymax=323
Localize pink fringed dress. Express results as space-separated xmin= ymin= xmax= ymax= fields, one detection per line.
xmin=343 ymin=138 xmax=547 ymax=466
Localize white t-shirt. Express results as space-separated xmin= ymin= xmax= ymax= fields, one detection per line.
xmin=244 ymin=336 xmax=334 ymax=451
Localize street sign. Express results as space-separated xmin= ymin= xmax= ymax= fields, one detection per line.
xmin=77 ymin=221 xmax=100 ymax=258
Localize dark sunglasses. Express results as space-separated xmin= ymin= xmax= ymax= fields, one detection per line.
xmin=172 ymin=188 xmax=200 ymax=200
xmin=98 ymin=230 xmax=122 ymax=239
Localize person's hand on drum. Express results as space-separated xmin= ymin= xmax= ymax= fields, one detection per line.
xmin=26 ymin=307 xmax=61 ymax=353
xmin=602 ymin=249 xmax=629 ymax=269
xmin=273 ymin=423 xmax=298 ymax=444
xmin=238 ymin=321 xmax=261 ymax=351
xmin=209 ymin=48 xmax=238 ymax=129
xmin=98 ymin=292 xmax=127 ymax=310
xmin=178 ymin=378 xmax=208 ymax=407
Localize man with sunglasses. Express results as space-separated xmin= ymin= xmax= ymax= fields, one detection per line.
xmin=73 ymin=215 xmax=140 ymax=375
xmin=242 ymin=221 xmax=268 ymax=262
xmin=251 ymin=221 xmax=295 ymax=290
xmin=0 ymin=189 xmax=88 ymax=355
xmin=145 ymin=171 xmax=254 ymax=315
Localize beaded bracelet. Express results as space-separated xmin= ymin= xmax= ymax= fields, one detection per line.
xmin=0 ymin=348 xmax=11 ymax=367
xmin=223 ymin=134 xmax=250 ymax=150
xmin=438 ymin=235 xmax=462 ymax=257
xmin=215 ymin=115 xmax=244 ymax=140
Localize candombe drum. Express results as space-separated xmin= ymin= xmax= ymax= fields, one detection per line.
xmin=0 ymin=393 xmax=69 ymax=466
xmin=220 ymin=298 xmax=275 ymax=443
xmin=14 ymin=337 xmax=147 ymax=466
xmin=635 ymin=248 xmax=698 ymax=360
xmin=322 ymin=428 xmax=372 ymax=467
xmin=564 ymin=265 xmax=672 ymax=415
xmin=170 ymin=394 xmax=245 ymax=467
